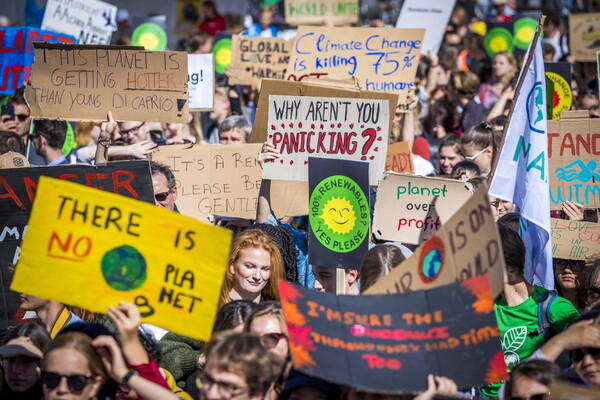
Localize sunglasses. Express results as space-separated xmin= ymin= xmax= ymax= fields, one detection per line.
xmin=554 ymin=259 xmax=585 ymax=272
xmin=196 ymin=371 xmax=248 ymax=398
xmin=572 ymin=347 xmax=600 ymax=363
xmin=41 ymin=371 xmax=94 ymax=392
xmin=508 ymin=394 xmax=548 ymax=400
xmin=154 ymin=187 xmax=174 ymax=202
xmin=16 ymin=114 xmax=29 ymax=122
xmin=260 ymin=332 xmax=287 ymax=349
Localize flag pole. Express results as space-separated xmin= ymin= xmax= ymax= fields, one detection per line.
xmin=488 ymin=15 xmax=546 ymax=182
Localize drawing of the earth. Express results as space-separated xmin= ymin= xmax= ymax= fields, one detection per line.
xmin=101 ymin=245 xmax=147 ymax=291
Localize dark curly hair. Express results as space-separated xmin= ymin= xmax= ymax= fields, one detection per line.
xmin=249 ymin=223 xmax=299 ymax=282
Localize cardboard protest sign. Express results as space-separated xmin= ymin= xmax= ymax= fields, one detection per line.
xmin=280 ymin=276 xmax=507 ymax=393
xmin=372 ymin=173 xmax=472 ymax=245
xmin=545 ymin=63 xmax=572 ymax=120
xmin=285 ymin=27 xmax=424 ymax=106
xmin=229 ymin=35 xmax=292 ymax=87
xmin=0 ymin=27 xmax=75 ymax=94
xmin=0 ymin=161 xmax=154 ymax=331
xmin=42 ymin=0 xmax=117 ymax=45
xmin=308 ymin=158 xmax=369 ymax=269
xmin=284 ymin=0 xmax=358 ymax=26
xmin=395 ymin=0 xmax=455 ymax=55
xmin=366 ymin=187 xmax=506 ymax=296
xmin=25 ymin=43 xmax=189 ymax=123
xmin=549 ymin=380 xmax=600 ymax=400
xmin=263 ymin=95 xmax=389 ymax=185
xmin=569 ymin=13 xmax=600 ymax=62
xmin=251 ymin=79 xmax=398 ymax=145
xmin=11 ymin=177 xmax=232 ymax=341
xmin=551 ymin=218 xmax=600 ymax=260
xmin=547 ymin=110 xmax=600 ymax=210
xmin=188 ymin=54 xmax=214 ymax=110
xmin=385 ymin=142 xmax=414 ymax=174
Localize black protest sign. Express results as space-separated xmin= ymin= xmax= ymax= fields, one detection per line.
xmin=308 ymin=158 xmax=369 ymax=269
xmin=0 ymin=161 xmax=154 ymax=330
xmin=279 ymin=276 xmax=507 ymax=393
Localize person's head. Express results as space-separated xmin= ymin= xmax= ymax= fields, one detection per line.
xmin=41 ymin=332 xmax=106 ymax=400
xmin=150 ymin=161 xmax=178 ymax=211
xmin=463 ymin=33 xmax=485 ymax=57
xmin=489 ymin=197 xmax=516 ymax=220
xmin=497 ymin=212 xmax=520 ymax=233
xmin=213 ymin=300 xmax=257 ymax=334
xmin=8 ymin=92 xmax=31 ymax=139
xmin=579 ymin=260 xmax=600 ymax=309
xmin=450 ymin=160 xmax=481 ymax=181
xmin=578 ymin=92 xmax=600 ymax=110
xmin=200 ymin=331 xmax=279 ymax=400
xmin=312 ymin=265 xmax=359 ymax=295
xmin=258 ymin=8 xmax=274 ymax=30
xmin=498 ymin=223 xmax=525 ymax=283
xmin=542 ymin=9 xmax=561 ymax=36
xmin=542 ymin=42 xmax=556 ymax=62
xmin=449 ymin=70 xmax=480 ymax=103
xmin=190 ymin=31 xmax=213 ymax=53
xmin=74 ymin=122 xmax=102 ymax=147
xmin=553 ymin=258 xmax=586 ymax=296
xmin=210 ymin=88 xmax=231 ymax=122
xmin=217 ymin=217 xmax=253 ymax=236
xmin=118 ymin=121 xmax=149 ymax=144
xmin=0 ymin=323 xmax=50 ymax=395
xmin=438 ymin=133 xmax=464 ymax=175
xmin=492 ymin=51 xmax=517 ymax=80
xmin=359 ymin=245 xmax=405 ymax=293
xmin=219 ymin=115 xmax=251 ymax=144
xmin=202 ymin=1 xmax=220 ymax=19
xmin=571 ymin=309 xmax=600 ymax=386
xmin=460 ymin=122 xmax=499 ymax=174
xmin=504 ymin=360 xmax=563 ymax=400
xmin=243 ymin=301 xmax=289 ymax=362
xmin=220 ymin=229 xmax=284 ymax=305
xmin=31 ymin=119 xmax=67 ymax=154
xmin=0 ymin=130 xmax=25 ymax=155
xmin=249 ymin=223 xmax=299 ymax=282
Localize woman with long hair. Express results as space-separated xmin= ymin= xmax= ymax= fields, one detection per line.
xmin=479 ymin=51 xmax=517 ymax=109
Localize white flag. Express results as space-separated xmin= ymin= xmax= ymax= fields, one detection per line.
xmin=489 ymin=36 xmax=553 ymax=289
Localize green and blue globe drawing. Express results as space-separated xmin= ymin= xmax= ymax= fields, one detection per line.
xmin=101 ymin=245 xmax=147 ymax=291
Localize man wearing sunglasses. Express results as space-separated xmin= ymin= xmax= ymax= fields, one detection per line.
xmin=150 ymin=161 xmax=178 ymax=212
xmin=2 ymin=90 xmax=46 ymax=165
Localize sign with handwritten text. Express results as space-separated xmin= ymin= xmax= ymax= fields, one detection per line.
xmin=286 ymin=26 xmax=424 ymax=106
xmin=373 ymin=173 xmax=471 ymax=245
xmin=385 ymin=142 xmax=414 ymax=173
xmin=25 ymin=43 xmax=189 ymax=123
xmin=547 ymin=111 xmax=600 ymax=210
xmin=263 ymin=95 xmax=389 ymax=185
xmin=569 ymin=12 xmax=600 ymax=62
xmin=366 ymin=187 xmax=506 ymax=296
xmin=285 ymin=0 xmax=358 ymax=26
xmin=229 ymin=35 xmax=292 ymax=87
xmin=11 ymin=177 xmax=232 ymax=341
xmin=551 ymin=218 xmax=600 ymax=260
xmin=280 ymin=276 xmax=506 ymax=392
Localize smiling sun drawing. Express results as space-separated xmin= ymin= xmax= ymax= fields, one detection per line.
xmin=319 ymin=197 xmax=356 ymax=234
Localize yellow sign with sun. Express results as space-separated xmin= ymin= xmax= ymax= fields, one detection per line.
xmin=320 ymin=197 xmax=357 ymax=235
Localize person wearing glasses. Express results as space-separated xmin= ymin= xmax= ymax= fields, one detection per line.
xmin=197 ymin=331 xmax=279 ymax=400
xmin=118 ymin=121 xmax=151 ymax=145
xmin=243 ymin=301 xmax=289 ymax=363
xmin=150 ymin=161 xmax=179 ymax=212
xmin=553 ymin=258 xmax=586 ymax=312
xmin=459 ymin=122 xmax=500 ymax=176
xmin=576 ymin=260 xmax=600 ymax=311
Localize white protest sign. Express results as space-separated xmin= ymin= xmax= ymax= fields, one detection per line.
xmin=188 ymin=54 xmax=214 ymax=110
xmin=42 ymin=0 xmax=117 ymax=45
xmin=263 ymin=95 xmax=389 ymax=185
xmin=395 ymin=0 xmax=455 ymax=54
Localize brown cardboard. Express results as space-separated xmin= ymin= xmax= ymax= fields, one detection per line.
xmin=285 ymin=26 xmax=424 ymax=106
xmin=251 ymin=79 xmax=398 ymax=144
xmin=569 ymin=13 xmax=600 ymax=62
xmin=372 ymin=173 xmax=472 ymax=245
xmin=271 ymin=180 xmax=309 ymax=217
xmin=229 ymin=35 xmax=293 ymax=88
xmin=25 ymin=43 xmax=189 ymax=123
xmin=385 ymin=141 xmax=414 ymax=174
xmin=551 ymin=218 xmax=600 ymax=260
xmin=549 ymin=380 xmax=600 ymax=400
xmin=366 ymin=187 xmax=506 ymax=296
xmin=547 ymin=110 xmax=599 ymax=211
xmin=263 ymin=95 xmax=389 ymax=185
xmin=284 ymin=0 xmax=359 ymax=26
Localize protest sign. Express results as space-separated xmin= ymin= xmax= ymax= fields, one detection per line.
xmin=569 ymin=12 xmax=600 ymax=62
xmin=547 ymin=110 xmax=600 ymax=211
xmin=280 ymin=275 xmax=506 ymax=393
xmin=251 ymin=79 xmax=398 ymax=145
xmin=132 ymin=16 xmax=168 ymax=51
xmin=308 ymin=158 xmax=369 ymax=269
xmin=385 ymin=142 xmax=414 ymax=174
xmin=0 ymin=161 xmax=154 ymax=330
xmin=42 ymin=0 xmax=117 ymax=45
xmin=285 ymin=26 xmax=424 ymax=107
xmin=551 ymin=218 xmax=600 ymax=260
xmin=11 ymin=177 xmax=232 ymax=341
xmin=25 ymin=43 xmax=189 ymax=123
xmin=366 ymin=187 xmax=506 ymax=296
xmin=176 ymin=0 xmax=202 ymax=35
xmin=0 ymin=27 xmax=75 ymax=94
xmin=229 ymin=35 xmax=292 ymax=87
xmin=372 ymin=173 xmax=472 ymax=245
xmin=263 ymin=95 xmax=389 ymax=185
xmin=212 ymin=32 xmax=232 ymax=76
xmin=549 ymin=380 xmax=600 ymax=400
xmin=188 ymin=54 xmax=214 ymax=110
xmin=284 ymin=0 xmax=358 ymax=26
xmin=545 ymin=63 xmax=572 ymax=120
xmin=395 ymin=0 xmax=455 ymax=55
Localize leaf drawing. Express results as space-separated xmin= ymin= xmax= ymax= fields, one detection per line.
xmin=502 ymin=326 xmax=527 ymax=352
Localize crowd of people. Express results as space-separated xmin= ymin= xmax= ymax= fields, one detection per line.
xmin=1 ymin=0 xmax=600 ymax=399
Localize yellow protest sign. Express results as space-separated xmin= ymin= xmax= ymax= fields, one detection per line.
xmin=11 ymin=177 xmax=232 ymax=341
